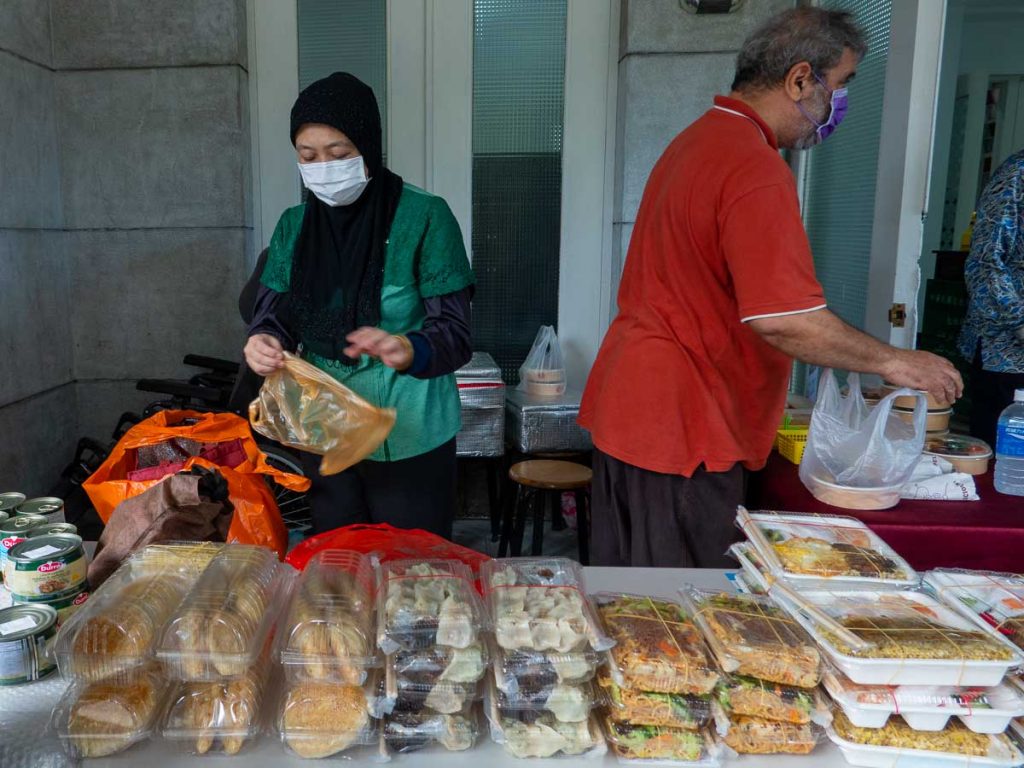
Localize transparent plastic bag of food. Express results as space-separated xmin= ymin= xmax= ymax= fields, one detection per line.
xmin=601 ymin=715 xmax=721 ymax=766
xmin=595 ymin=592 xmax=719 ymax=696
xmin=156 ymin=544 xmax=293 ymax=681
xmin=597 ymin=669 xmax=713 ymax=731
xmin=712 ymin=703 xmax=823 ymax=756
xmin=161 ymin=649 xmax=272 ymax=755
xmin=249 ymin=352 xmax=396 ymax=476
xmin=277 ymin=678 xmax=379 ymax=759
xmin=277 ymin=549 xmax=379 ymax=685
xmin=925 ymin=568 xmax=1024 ymax=654
xmin=51 ymin=542 xmax=221 ymax=683
xmin=390 ymin=641 xmax=489 ymax=687
xmin=51 ymin=662 xmax=168 ymax=760
xmin=516 ymin=325 xmax=567 ymax=397
xmin=482 ymin=558 xmax=613 ymax=657
xmin=715 ymin=673 xmax=830 ymax=726
xmin=683 ymin=587 xmax=821 ymax=689
xmin=377 ymin=559 xmax=487 ymax=655
xmin=382 ymin=707 xmax=479 ymax=754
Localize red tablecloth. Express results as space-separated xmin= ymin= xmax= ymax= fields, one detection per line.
xmin=748 ymin=452 xmax=1024 ymax=573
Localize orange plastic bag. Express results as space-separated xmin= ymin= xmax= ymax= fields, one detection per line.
xmin=83 ymin=410 xmax=310 ymax=558
xmin=249 ymin=353 xmax=395 ymax=475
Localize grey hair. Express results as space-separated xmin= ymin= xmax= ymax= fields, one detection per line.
xmin=731 ymin=7 xmax=867 ymax=92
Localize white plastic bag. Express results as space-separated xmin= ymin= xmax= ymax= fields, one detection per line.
xmin=517 ymin=325 xmax=566 ymax=397
xmin=799 ymin=370 xmax=926 ymax=508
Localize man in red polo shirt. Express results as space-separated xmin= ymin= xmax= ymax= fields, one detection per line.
xmin=579 ymin=8 xmax=963 ymax=568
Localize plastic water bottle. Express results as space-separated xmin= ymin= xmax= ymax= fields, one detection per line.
xmin=994 ymin=389 xmax=1024 ymax=496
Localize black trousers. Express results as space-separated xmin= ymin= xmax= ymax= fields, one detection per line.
xmin=590 ymin=449 xmax=746 ymax=568
xmin=970 ymin=353 xmax=1024 ymax=448
xmin=300 ymin=438 xmax=457 ymax=539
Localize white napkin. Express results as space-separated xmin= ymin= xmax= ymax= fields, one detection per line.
xmin=901 ymin=455 xmax=979 ymax=501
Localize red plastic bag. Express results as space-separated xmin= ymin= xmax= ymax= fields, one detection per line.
xmin=285 ymin=523 xmax=491 ymax=577
xmin=84 ymin=410 xmax=310 ymax=558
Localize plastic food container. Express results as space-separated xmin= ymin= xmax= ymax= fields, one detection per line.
xmin=684 ymin=588 xmax=821 ymax=688
xmin=773 ymin=588 xmax=1023 ymax=686
xmin=377 ymin=657 xmax=480 ymax=716
xmin=493 ymin=648 xmax=594 ymax=723
xmin=882 ymin=384 xmax=950 ymax=411
xmin=714 ymin=709 xmax=822 ymax=755
xmin=278 ymin=680 xmax=377 ymax=759
xmin=597 ymin=670 xmax=712 ymax=730
xmin=892 ymin=406 xmax=952 ymax=432
xmin=483 ymin=558 xmax=612 ymax=658
xmin=378 ymin=559 xmax=485 ymax=655
xmin=277 ymin=549 xmax=378 ymax=685
xmin=157 ymin=545 xmax=292 ymax=681
xmin=383 ymin=709 xmax=479 ymax=753
xmin=594 ymin=592 xmax=718 ymax=695
xmin=923 ymin=435 xmax=994 ymax=475
xmin=715 ymin=674 xmax=829 ymax=725
xmin=602 ymin=716 xmax=720 ymax=765
xmin=806 ymin=474 xmax=904 ymax=510
xmin=494 ymin=645 xmax=602 ymax=694
xmin=727 ymin=543 xmax=773 ymax=594
xmin=823 ymin=666 xmax=1024 ymax=734
xmin=924 ymin=569 xmax=1024 ymax=654
xmin=828 ymin=710 xmax=1024 ymax=768
xmin=52 ymin=663 xmax=168 ymax=759
xmin=392 ymin=642 xmax=489 ymax=686
xmin=486 ymin=689 xmax=607 ymax=760
xmin=736 ymin=509 xmax=918 ymax=588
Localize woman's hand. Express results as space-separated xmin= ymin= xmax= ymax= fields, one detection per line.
xmin=345 ymin=327 xmax=414 ymax=370
xmin=245 ymin=333 xmax=285 ymax=376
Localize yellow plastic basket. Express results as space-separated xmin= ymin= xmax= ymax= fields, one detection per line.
xmin=776 ymin=428 xmax=809 ymax=465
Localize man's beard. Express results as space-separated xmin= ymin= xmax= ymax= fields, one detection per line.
xmin=791 ymin=88 xmax=830 ymax=150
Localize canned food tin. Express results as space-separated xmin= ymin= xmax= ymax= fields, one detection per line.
xmin=5 ymin=534 xmax=87 ymax=601
xmin=0 ymin=492 xmax=25 ymax=515
xmin=13 ymin=587 xmax=89 ymax=628
xmin=0 ymin=604 xmax=57 ymax=685
xmin=0 ymin=511 xmax=7 ymax=525
xmin=27 ymin=523 xmax=78 ymax=539
xmin=0 ymin=514 xmax=46 ymax=577
xmin=16 ymin=497 xmax=65 ymax=525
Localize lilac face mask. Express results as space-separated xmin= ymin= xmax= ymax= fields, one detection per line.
xmin=797 ymin=72 xmax=848 ymax=145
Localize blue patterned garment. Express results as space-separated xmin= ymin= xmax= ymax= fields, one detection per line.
xmin=958 ymin=150 xmax=1024 ymax=373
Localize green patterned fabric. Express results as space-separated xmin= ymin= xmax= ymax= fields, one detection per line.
xmin=261 ymin=183 xmax=475 ymax=461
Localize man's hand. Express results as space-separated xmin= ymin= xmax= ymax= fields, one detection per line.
xmin=345 ymin=327 xmax=414 ymax=370
xmin=244 ymin=333 xmax=285 ymax=376
xmin=882 ymin=349 xmax=963 ymax=407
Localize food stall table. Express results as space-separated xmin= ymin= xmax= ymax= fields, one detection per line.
xmin=1 ymin=567 xmax=855 ymax=768
xmin=749 ymin=451 xmax=1024 ymax=572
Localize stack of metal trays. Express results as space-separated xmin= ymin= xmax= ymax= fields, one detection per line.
xmin=455 ymin=353 xmax=506 ymax=457
xmin=505 ymin=388 xmax=593 ymax=454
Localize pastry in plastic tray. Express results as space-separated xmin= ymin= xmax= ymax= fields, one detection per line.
xmin=830 ymin=710 xmax=1024 ymax=762
xmin=278 ymin=550 xmax=377 ymax=685
xmin=715 ymin=674 xmax=824 ymax=725
xmin=595 ymin=593 xmax=719 ymax=695
xmin=279 ymin=681 xmax=374 ymax=759
xmin=483 ymin=558 xmax=609 ymax=656
xmin=383 ymin=710 xmax=478 ymax=753
xmin=720 ymin=714 xmax=820 ymax=755
xmin=687 ymin=590 xmax=821 ymax=688
xmin=52 ymin=663 xmax=166 ymax=759
xmin=493 ymin=711 xmax=606 ymax=759
xmin=740 ymin=510 xmax=916 ymax=584
xmin=823 ymin=666 xmax=1024 ymax=734
xmin=925 ymin=569 xmax=1024 ymax=653
xmin=392 ymin=642 xmax=488 ymax=685
xmin=598 ymin=670 xmax=712 ymax=730
xmin=162 ymin=665 xmax=266 ymax=754
xmin=602 ymin=716 xmax=717 ymax=763
xmin=379 ymin=560 xmax=482 ymax=653
xmin=157 ymin=544 xmax=288 ymax=680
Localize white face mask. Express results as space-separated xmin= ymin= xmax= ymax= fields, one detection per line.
xmin=297 ymin=156 xmax=369 ymax=206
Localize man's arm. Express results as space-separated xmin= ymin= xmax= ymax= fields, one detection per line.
xmin=748 ymin=308 xmax=963 ymax=404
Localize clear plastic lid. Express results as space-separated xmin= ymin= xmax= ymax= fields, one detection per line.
xmin=51 ymin=663 xmax=167 ymax=759
xmin=51 ymin=544 xmax=214 ymax=682
xmin=374 ymin=658 xmax=480 ymax=717
xmin=737 ymin=509 xmax=918 ymax=585
xmin=378 ymin=559 xmax=485 ymax=655
xmin=602 ymin=717 xmax=719 ymax=765
xmin=278 ymin=680 xmax=377 ymax=759
xmin=391 ymin=642 xmax=489 ymax=686
xmin=597 ymin=669 xmax=712 ymax=731
xmin=714 ymin=708 xmax=822 ymax=756
xmin=925 ymin=569 xmax=1024 ymax=654
xmin=715 ymin=674 xmax=828 ymax=726
xmin=483 ymin=558 xmax=613 ymax=656
xmin=595 ymin=593 xmax=718 ymax=696
xmin=157 ymin=544 xmax=292 ymax=681
xmin=493 ymin=647 xmax=594 ymax=723
xmin=727 ymin=543 xmax=773 ymax=594
xmin=830 ymin=709 xmax=1024 ymax=762
xmin=684 ymin=588 xmax=821 ymax=688
xmin=924 ymin=434 xmax=993 ymax=459
xmin=277 ymin=549 xmax=378 ymax=685
xmin=383 ymin=709 xmax=479 ymax=753
xmin=486 ymin=682 xmax=607 ymax=760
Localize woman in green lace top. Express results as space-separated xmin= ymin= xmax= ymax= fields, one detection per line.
xmin=243 ymin=72 xmax=475 ymax=538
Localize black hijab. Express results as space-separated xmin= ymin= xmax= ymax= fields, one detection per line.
xmin=289 ymin=72 xmax=404 ymax=363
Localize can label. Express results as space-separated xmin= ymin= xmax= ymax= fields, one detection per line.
xmin=14 ymin=589 xmax=89 ymax=628
xmin=0 ymin=536 xmax=26 ymax=577
xmin=5 ymin=545 xmax=87 ymax=601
